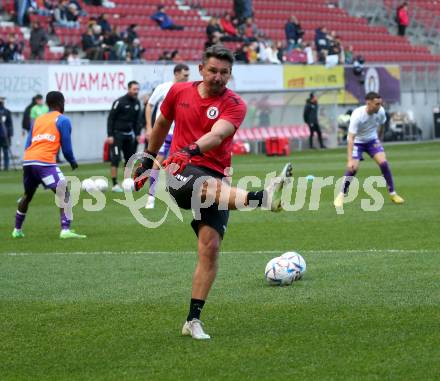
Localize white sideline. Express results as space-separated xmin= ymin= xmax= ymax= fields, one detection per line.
xmin=3 ymin=249 xmax=438 ymax=256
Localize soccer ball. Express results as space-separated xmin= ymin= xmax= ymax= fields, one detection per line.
xmin=122 ymin=178 xmax=135 ymax=191
xmin=81 ymin=178 xmax=97 ymax=192
xmin=264 ymin=257 xmax=300 ymax=286
xmin=281 ymin=252 xmax=307 ymax=279
xmin=94 ymin=178 xmax=108 ymax=192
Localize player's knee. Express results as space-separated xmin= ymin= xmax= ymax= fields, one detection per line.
xmin=199 ymin=235 xmax=221 ymax=256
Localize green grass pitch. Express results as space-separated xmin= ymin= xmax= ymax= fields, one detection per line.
xmin=1 ymin=142 xmax=439 ymax=380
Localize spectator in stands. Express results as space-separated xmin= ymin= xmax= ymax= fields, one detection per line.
xmin=114 ymin=36 xmax=130 ymax=61
xmin=275 ymin=41 xmax=285 ymax=63
xmin=284 ymin=15 xmax=304 ymax=52
xmin=2 ymin=33 xmax=24 ymax=62
xmin=81 ymin=24 xmax=103 ymax=60
xmin=30 ymin=20 xmax=48 ymax=60
xmin=123 ymin=24 xmax=138 ymax=44
xmin=127 ymin=38 xmax=144 ymax=62
xmin=69 ymin=0 xmax=86 ymax=16
xmin=314 ymin=26 xmax=329 ymax=64
xmin=343 ymin=45 xmax=354 ymax=64
xmin=247 ymin=41 xmax=258 ymax=63
xmin=396 ymin=2 xmax=409 ymax=36
xmin=257 ymin=38 xmax=269 ymax=62
xmin=303 ymin=93 xmax=326 ymax=149
xmin=326 ymin=30 xmax=341 ymax=67
xmin=234 ymin=43 xmax=248 ymax=63
xmin=103 ymin=27 xmax=121 ymax=60
xmin=22 ymin=96 xmax=37 ymax=136
xmin=353 ymin=55 xmax=365 ymax=84
xmin=219 ymin=12 xmax=240 ymax=39
xmin=151 ymin=5 xmax=184 ymax=31
xmin=206 ymin=17 xmax=224 ymax=42
xmin=238 ymin=17 xmax=259 ymax=42
xmin=285 ymin=43 xmax=307 ymax=64
xmin=98 ymin=13 xmax=112 ymax=33
xmin=28 ymin=0 xmax=54 ymax=18
xmin=53 ymin=0 xmax=80 ymax=29
xmin=266 ymin=41 xmax=281 ymax=64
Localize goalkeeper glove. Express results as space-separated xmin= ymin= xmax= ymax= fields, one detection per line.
xmin=163 ymin=143 xmax=202 ymax=175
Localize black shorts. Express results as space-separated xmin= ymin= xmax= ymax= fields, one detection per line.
xmin=166 ymin=164 xmax=229 ymax=239
xmin=110 ymin=133 xmax=136 ymax=167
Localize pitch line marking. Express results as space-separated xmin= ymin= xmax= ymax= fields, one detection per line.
xmin=3 ymin=249 xmax=439 ymax=257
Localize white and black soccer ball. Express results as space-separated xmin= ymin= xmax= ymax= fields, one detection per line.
xmin=94 ymin=178 xmax=108 ymax=192
xmin=81 ymin=178 xmax=97 ymax=192
xmin=264 ymin=257 xmax=300 ymax=286
xmin=281 ymin=252 xmax=307 ymax=280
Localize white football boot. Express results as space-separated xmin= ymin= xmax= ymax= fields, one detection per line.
xmin=265 ymin=162 xmax=293 ymax=212
xmin=181 ymin=319 xmax=211 ymax=340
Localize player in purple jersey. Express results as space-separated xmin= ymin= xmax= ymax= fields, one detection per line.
xmin=334 ymin=92 xmax=404 ymax=208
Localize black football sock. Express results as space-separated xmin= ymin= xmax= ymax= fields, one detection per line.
xmin=187 ymin=298 xmax=205 ymax=321
xmin=112 ymin=177 xmax=118 ymax=186
xmin=246 ymin=190 xmax=266 ymax=207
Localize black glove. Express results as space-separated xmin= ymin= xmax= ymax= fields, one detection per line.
xmin=70 ymin=161 xmax=78 ymax=170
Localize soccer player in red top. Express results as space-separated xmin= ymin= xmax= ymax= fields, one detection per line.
xmin=134 ymin=45 xmax=292 ymax=339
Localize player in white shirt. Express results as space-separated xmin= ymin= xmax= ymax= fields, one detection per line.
xmin=334 ymin=92 xmax=404 ymax=207
xmin=144 ymin=64 xmax=190 ymax=209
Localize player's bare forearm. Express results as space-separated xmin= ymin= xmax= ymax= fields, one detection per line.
xmin=146 ymin=114 xmax=171 ymax=153
xmin=195 ymin=120 xmax=235 ymax=153
xmin=145 ymin=104 xmax=153 ymax=132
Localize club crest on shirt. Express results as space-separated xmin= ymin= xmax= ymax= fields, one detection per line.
xmin=207 ymin=106 xmax=219 ymax=120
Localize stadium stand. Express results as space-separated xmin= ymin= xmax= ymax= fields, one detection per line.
xmin=1 ymin=0 xmax=440 ymax=62
xmin=189 ymin=0 xmax=440 ymax=63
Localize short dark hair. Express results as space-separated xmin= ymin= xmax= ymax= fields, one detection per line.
xmin=35 ymin=94 xmax=43 ymax=100
xmin=173 ymin=63 xmax=189 ymax=74
xmin=127 ymin=81 xmax=139 ymax=89
xmin=46 ymin=91 xmax=64 ymax=109
xmin=365 ymin=91 xmax=381 ymax=100
xmin=202 ymin=44 xmax=234 ymax=65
